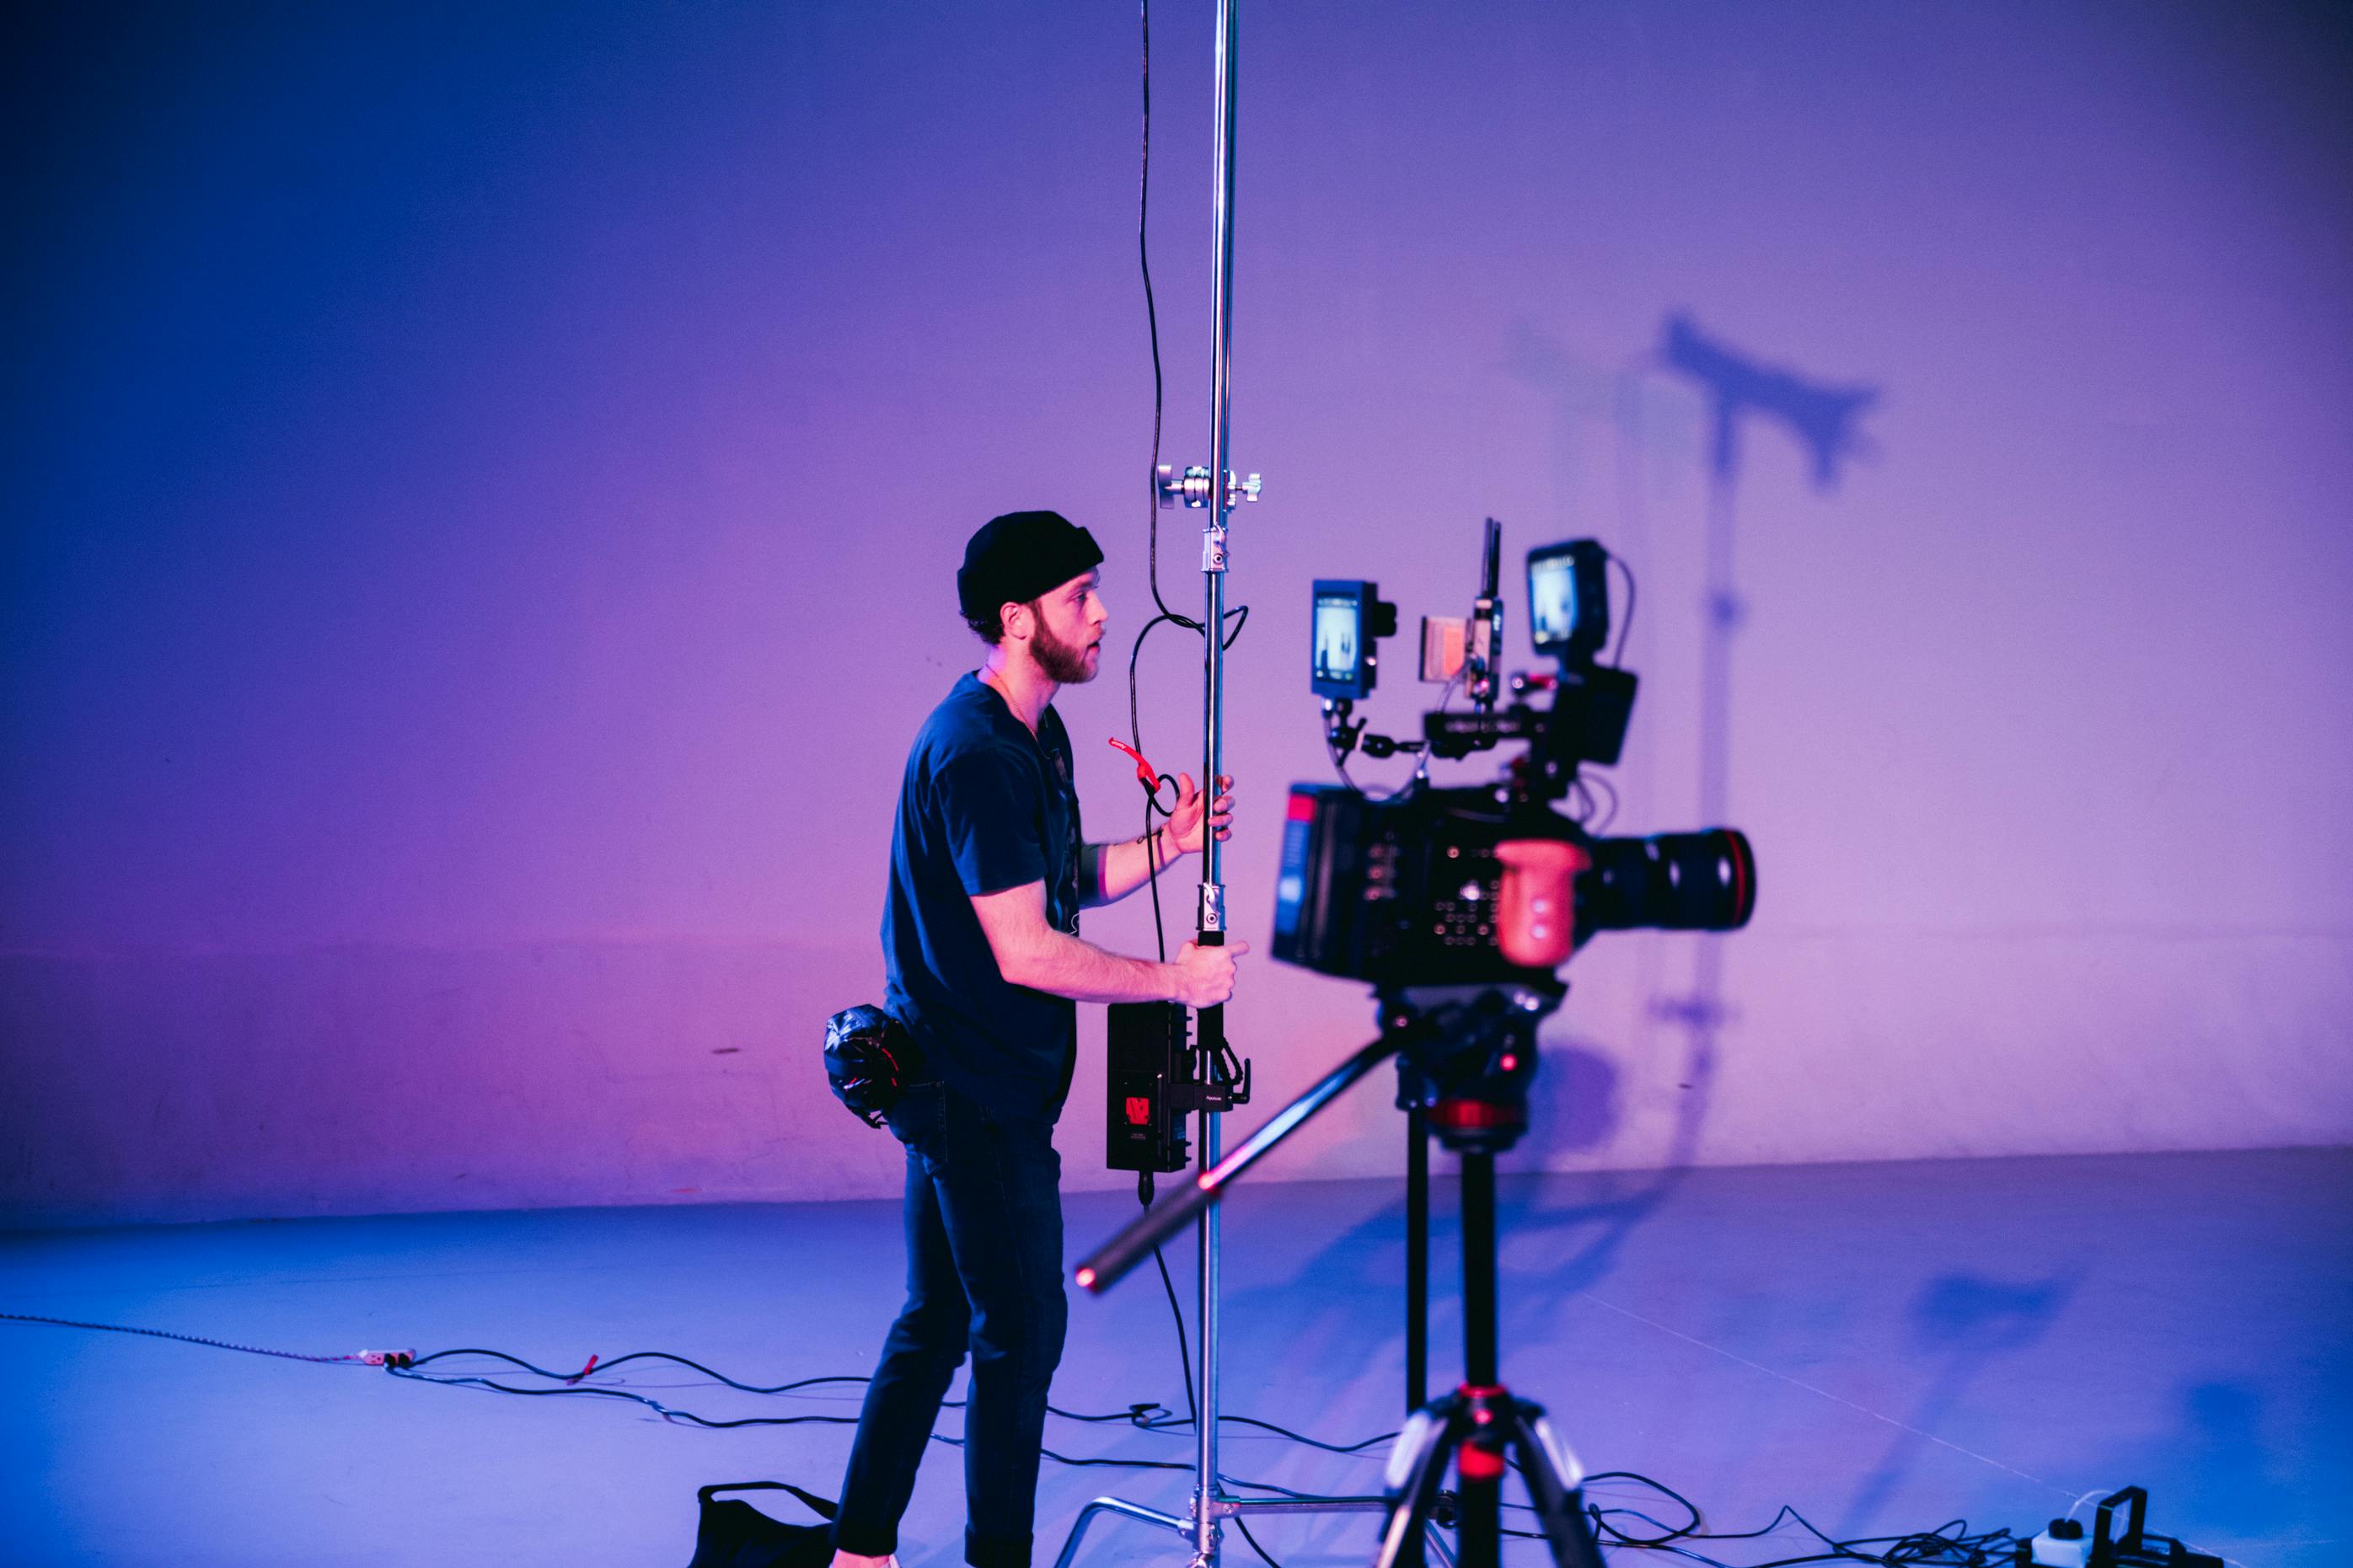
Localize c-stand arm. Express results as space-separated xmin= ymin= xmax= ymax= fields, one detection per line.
xmin=1075 ymin=1029 xmax=1414 ymax=1293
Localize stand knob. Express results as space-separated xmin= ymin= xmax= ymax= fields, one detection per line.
xmin=1156 ymin=464 xmax=1264 ymax=510
xmin=1156 ymin=463 xmax=1215 ymax=509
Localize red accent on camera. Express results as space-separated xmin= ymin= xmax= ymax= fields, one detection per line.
xmin=1124 ymin=1095 xmax=1153 ymax=1126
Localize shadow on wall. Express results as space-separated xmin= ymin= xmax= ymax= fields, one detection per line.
xmin=1654 ymin=307 xmax=1879 ymax=1018
xmin=1212 ymin=318 xmax=1898 ymax=1372
xmin=1503 ymin=311 xmax=1885 ymax=1237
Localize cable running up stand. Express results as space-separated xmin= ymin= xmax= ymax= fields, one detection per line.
xmin=1052 ymin=5 xmax=1410 ymax=1568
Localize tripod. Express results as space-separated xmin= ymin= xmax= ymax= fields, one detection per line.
xmin=1075 ymin=985 xmax=1608 ymax=1568
xmin=1375 ymin=1147 xmax=1600 ymax=1568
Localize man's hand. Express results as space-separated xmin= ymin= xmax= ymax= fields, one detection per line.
xmin=1164 ymin=773 xmax=1235 ymax=858
xmin=973 ymin=880 xmax=1240 ymax=1005
xmin=1170 ymin=938 xmax=1246 ymax=1007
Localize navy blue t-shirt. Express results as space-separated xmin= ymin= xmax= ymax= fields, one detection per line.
xmin=882 ymin=672 xmax=1083 ymax=1118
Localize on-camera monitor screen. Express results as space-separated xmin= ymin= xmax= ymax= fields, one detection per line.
xmin=1530 ymin=554 xmax=1576 ymax=648
xmin=1313 ymin=594 xmax=1362 ymax=683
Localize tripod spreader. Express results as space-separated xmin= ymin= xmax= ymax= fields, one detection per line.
xmin=1075 ymin=1030 xmax=1408 ymax=1294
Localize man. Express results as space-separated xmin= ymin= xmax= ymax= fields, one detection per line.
xmin=831 ymin=510 xmax=1241 ymax=1568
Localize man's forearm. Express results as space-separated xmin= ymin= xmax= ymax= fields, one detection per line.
xmin=1004 ymin=927 xmax=1175 ymax=1004
xmin=1082 ymin=827 xmax=1181 ymax=909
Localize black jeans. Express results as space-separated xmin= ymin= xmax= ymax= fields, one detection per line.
xmin=833 ymin=1080 xmax=1068 ymax=1568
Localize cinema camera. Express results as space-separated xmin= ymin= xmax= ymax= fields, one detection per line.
xmin=1281 ymin=521 xmax=1754 ymax=1001
xmin=1081 ymin=522 xmax=1755 ymax=1568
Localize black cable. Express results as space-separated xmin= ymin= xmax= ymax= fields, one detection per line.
xmin=1126 ymin=609 xmax=1187 ymax=957
xmin=1327 ymin=731 xmax=1423 ymax=804
xmin=1216 ymin=1412 xmax=1395 ymax=1454
xmin=1139 ymin=0 xmax=1176 ymax=628
xmin=0 ymin=1310 xmax=370 ymax=1365
xmin=400 ymin=1335 xmax=1381 ymax=1457
xmin=1586 ymin=768 xmax=1620 ymax=834
xmin=1230 ymin=1514 xmax=1284 ymax=1568
xmin=1578 ymin=1469 xmax=1703 ymax=1544
xmin=399 ymin=1349 xmax=1176 ymax=1432
xmin=409 ymin=1347 xmax=864 ymax=1393
xmin=1546 ymin=1501 xmax=2025 ymax=1568
xmin=387 ymin=1363 xmax=849 ymax=1429
xmin=1150 ymin=1237 xmax=1198 ymax=1430
xmin=1146 ymin=790 xmax=1170 ymax=960
xmin=4 ymin=1308 xmax=2040 ymax=1564
xmin=1608 ymin=547 xmax=1637 ymax=667
xmin=1127 ymin=0 xmax=1249 ymax=968
xmin=1129 ymin=0 xmax=1181 ymax=963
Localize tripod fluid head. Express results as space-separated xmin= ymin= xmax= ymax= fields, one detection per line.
xmin=1382 ymin=981 xmax=1562 ymax=1156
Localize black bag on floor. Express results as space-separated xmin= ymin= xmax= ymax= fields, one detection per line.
xmin=686 ymin=1481 xmax=837 ymax=1568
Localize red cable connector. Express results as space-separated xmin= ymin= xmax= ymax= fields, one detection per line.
xmin=1107 ymin=737 xmax=1165 ymax=791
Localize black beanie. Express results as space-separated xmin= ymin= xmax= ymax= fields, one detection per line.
xmin=957 ymin=510 xmax=1104 ymax=623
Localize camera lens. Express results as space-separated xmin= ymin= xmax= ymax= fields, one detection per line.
xmin=1578 ymin=829 xmax=1755 ymax=933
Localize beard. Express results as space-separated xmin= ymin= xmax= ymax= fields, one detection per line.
xmin=1030 ymin=612 xmax=1101 ymax=684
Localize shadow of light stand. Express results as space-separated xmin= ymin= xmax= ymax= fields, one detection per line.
xmin=1654 ymin=315 xmax=1876 ymax=1040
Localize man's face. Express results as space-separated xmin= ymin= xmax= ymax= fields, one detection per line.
xmin=1021 ymin=569 xmax=1108 ymax=684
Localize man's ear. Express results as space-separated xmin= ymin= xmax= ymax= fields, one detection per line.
xmin=1000 ymin=600 xmax=1032 ymax=642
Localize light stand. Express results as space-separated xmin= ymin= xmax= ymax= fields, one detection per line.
xmin=1053 ymin=3 xmax=1405 ymax=1566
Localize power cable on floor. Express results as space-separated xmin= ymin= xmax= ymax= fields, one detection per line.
xmin=3 ymin=1306 xmax=2094 ymax=1566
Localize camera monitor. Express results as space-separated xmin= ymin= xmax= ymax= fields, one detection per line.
xmin=1527 ymin=540 xmax=1611 ymax=666
xmin=1310 ymin=580 xmax=1381 ymax=700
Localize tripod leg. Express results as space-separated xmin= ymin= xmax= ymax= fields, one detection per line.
xmin=1373 ymin=1405 xmax=1460 ymax=1568
xmin=1406 ymin=1104 xmax=1429 ymax=1413
xmin=1455 ymin=1153 xmax=1503 ymax=1568
xmin=1400 ymin=1107 xmax=1430 ymax=1568
xmin=1504 ymin=1407 xmax=1605 ymax=1568
xmin=1454 ymin=1435 xmax=1503 ymax=1568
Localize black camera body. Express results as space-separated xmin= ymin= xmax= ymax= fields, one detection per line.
xmin=1281 ymin=522 xmax=1755 ymax=993
xmin=1272 ymin=783 xmax=1754 ymax=988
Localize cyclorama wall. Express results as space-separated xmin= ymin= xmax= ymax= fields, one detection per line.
xmin=4 ymin=1 xmax=2349 ymax=1226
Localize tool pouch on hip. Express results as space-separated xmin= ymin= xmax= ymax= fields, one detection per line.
xmin=823 ymin=1004 xmax=924 ymax=1128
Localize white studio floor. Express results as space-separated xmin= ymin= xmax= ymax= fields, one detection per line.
xmin=4 ymin=1148 xmax=2346 ymax=1568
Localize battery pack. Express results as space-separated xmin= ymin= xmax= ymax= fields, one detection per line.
xmin=1106 ymin=1001 xmax=1193 ymax=1174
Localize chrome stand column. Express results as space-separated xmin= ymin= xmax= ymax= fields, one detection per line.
xmin=1053 ymin=4 xmax=1439 ymax=1564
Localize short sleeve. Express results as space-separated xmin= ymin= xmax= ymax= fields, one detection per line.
xmin=936 ymin=745 xmax=1047 ymax=897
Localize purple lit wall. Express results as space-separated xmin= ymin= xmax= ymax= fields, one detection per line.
xmin=5 ymin=2 xmax=2349 ymax=1226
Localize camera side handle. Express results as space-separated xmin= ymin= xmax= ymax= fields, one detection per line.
xmin=1494 ymin=840 xmax=1589 ymax=968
